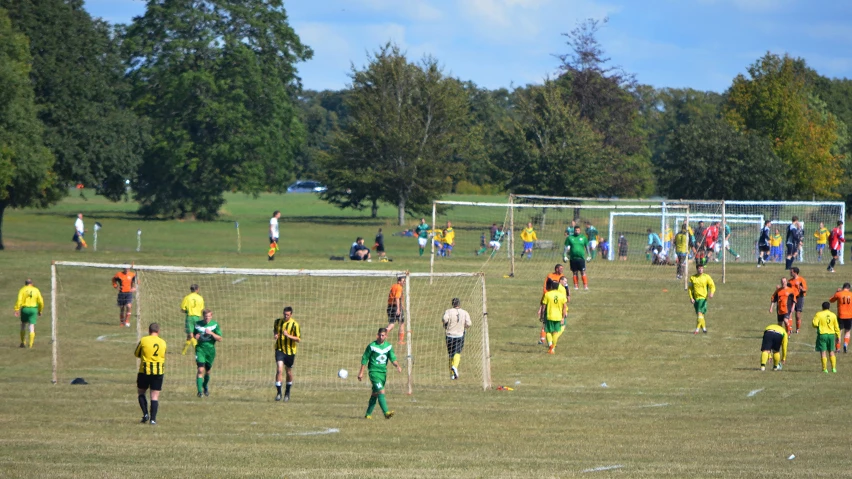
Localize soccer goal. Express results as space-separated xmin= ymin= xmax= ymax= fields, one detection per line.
xmin=50 ymin=262 xmax=491 ymax=393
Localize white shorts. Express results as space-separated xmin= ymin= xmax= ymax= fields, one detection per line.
xmin=418 ymin=237 xmax=428 ymax=248
xmin=489 ymin=240 xmax=501 ymax=250
xmin=589 ymin=240 xmax=598 ymax=249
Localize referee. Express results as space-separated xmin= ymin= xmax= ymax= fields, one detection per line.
xmin=442 ymin=298 xmax=471 ymax=380
xmin=135 ymin=323 xmax=166 ymax=425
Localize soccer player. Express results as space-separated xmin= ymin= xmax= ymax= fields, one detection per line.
xmin=416 ymin=218 xmax=430 ymax=256
xmin=180 ymin=284 xmax=204 ymax=355
xmin=646 ymin=228 xmax=663 ymax=261
xmin=784 ymin=216 xmax=802 ymax=270
xmin=770 ymin=277 xmax=797 ymax=334
xmin=539 ymin=264 xmax=565 ymax=344
xmin=442 ymin=222 xmax=455 ymax=258
xmin=357 ymin=328 xmax=402 ymax=419
xmin=829 ymin=283 xmax=852 ymax=353
xmin=662 ymin=224 xmax=673 ymax=256
xmin=442 ymin=298 xmax=471 ymax=379
xmin=564 ymin=225 xmax=589 ymax=290
xmin=489 ymin=228 xmax=505 ymax=257
xmin=386 ymin=276 xmax=406 ymax=345
xmin=719 ymin=220 xmax=740 ymax=262
xmin=112 ymin=267 xmax=137 ymax=327
xmin=268 ymin=210 xmax=280 ymax=261
xmin=520 ymin=222 xmax=537 ymax=259
xmin=788 ymin=267 xmax=808 ymax=333
xmin=814 ymin=222 xmax=829 ymax=262
xmin=374 ymin=228 xmax=387 ymax=261
xmin=813 ymin=302 xmax=840 ymax=373
xmin=73 ymin=213 xmax=86 ymax=250
xmin=770 ymin=229 xmax=783 ymax=262
xmin=14 ymin=279 xmax=43 ymax=348
xmin=538 ymin=278 xmax=568 ymax=354
xmin=704 ymin=222 xmax=719 ymax=262
xmin=694 ymin=221 xmax=707 ymax=257
xmin=432 ymin=228 xmax=444 ymax=257
xmin=759 ymin=317 xmax=788 ymax=371
xmin=688 ymin=260 xmax=715 ymax=334
xmin=617 ymin=234 xmax=628 ymax=261
xmin=585 ymin=221 xmax=599 ymax=260
xmin=828 ymin=220 xmax=845 ymax=273
xmin=134 ymin=323 xmax=166 ymax=425
xmin=194 ymin=309 xmax=222 ymax=397
xmin=674 ymin=225 xmax=690 ymax=279
xmin=757 ymin=220 xmax=771 ymax=267
xmin=273 ymin=306 xmax=301 ymax=401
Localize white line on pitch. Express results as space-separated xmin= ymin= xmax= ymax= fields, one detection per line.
xmin=287 ymin=428 xmax=340 ymax=436
xmin=638 ymin=403 xmax=669 ymax=408
xmin=582 ymin=465 xmax=624 ymax=473
xmin=747 ymin=388 xmax=764 ymax=397
xmin=232 ymin=278 xmax=247 ymax=285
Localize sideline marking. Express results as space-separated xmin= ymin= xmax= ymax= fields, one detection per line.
xmin=638 ymin=403 xmax=669 ymax=408
xmin=232 ymin=278 xmax=247 ymax=285
xmin=582 ymin=465 xmax=624 ymax=473
xmin=288 ymin=428 xmax=340 ymax=436
xmin=747 ymin=388 xmax=764 ymax=397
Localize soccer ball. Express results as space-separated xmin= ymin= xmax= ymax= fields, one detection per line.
xmin=338 ymin=369 xmax=349 ymax=379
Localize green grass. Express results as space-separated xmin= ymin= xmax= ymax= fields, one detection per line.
xmin=1 ymin=191 xmax=851 ymax=478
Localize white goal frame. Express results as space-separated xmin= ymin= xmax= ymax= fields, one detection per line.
xmin=50 ymin=261 xmax=492 ymax=391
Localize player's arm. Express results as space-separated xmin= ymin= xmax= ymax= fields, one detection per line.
xmin=687 ymin=283 xmax=695 ymax=302
xmin=36 ymin=290 xmax=44 ymax=315
xmin=442 ymin=311 xmax=449 ymax=329
xmin=180 ymin=296 xmax=188 ymax=314
xmin=280 ymin=324 xmax=300 ymax=342
xmin=357 ymin=347 xmax=370 ymax=381
xmin=707 ymin=278 xmax=716 ymax=298
xmin=134 ymin=341 xmax=143 ymax=358
xmin=273 ymin=318 xmax=280 ymax=340
xmin=464 ymin=311 xmax=472 ymax=329
xmin=207 ymin=326 xmax=223 ymax=342
xmin=389 ymin=349 xmax=401 ymax=372
xmin=769 ymin=292 xmax=777 ymax=312
xmin=561 ymin=302 xmax=567 ymax=320
xmin=130 ymin=274 xmax=137 ymax=292
xmin=14 ymin=288 xmax=24 ymax=313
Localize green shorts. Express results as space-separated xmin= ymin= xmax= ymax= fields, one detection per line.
xmin=195 ymin=346 xmax=216 ymax=369
xmin=544 ymin=320 xmax=563 ymax=334
xmin=368 ymin=371 xmax=387 ymax=393
xmin=693 ymin=299 xmax=707 ymax=315
xmin=816 ymin=333 xmax=836 ymax=352
xmin=185 ymin=315 xmax=200 ymax=335
xmin=19 ymin=307 xmax=39 ymax=325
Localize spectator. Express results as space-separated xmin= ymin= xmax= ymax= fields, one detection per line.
xmin=350 ymin=237 xmax=372 ymax=261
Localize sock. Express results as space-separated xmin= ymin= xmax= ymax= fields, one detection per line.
xmin=837 ymin=338 xmax=841 ymax=350
xmin=448 ymin=358 xmax=454 ymax=371
xmin=540 ymin=327 xmax=546 ymax=342
xmin=822 ymin=356 xmax=828 ymax=370
xmin=477 ymin=247 xmax=487 ymax=255
xmin=366 ymin=396 xmax=377 ymax=416
xmin=182 ymin=339 xmax=192 ymax=355
xmin=196 ymin=377 xmax=204 ymax=393
xmin=452 ymin=354 xmax=461 ymax=369
xmin=582 ymin=276 xmax=588 ymax=287
xmin=845 ymin=337 xmax=850 ymax=348
xmin=773 ymin=352 xmax=781 ymax=365
xmin=138 ymin=394 xmax=148 ymax=415
xmin=399 ymin=332 xmax=405 ymax=343
xmin=796 ymin=318 xmax=801 ymax=330
xmin=285 ymin=382 xmax=292 ymax=396
xmin=830 ymin=258 xmax=836 ymax=269
xmin=28 ymin=332 xmax=35 ymax=348
xmin=419 ymin=247 xmax=424 ymax=256
xmin=696 ymin=314 xmax=706 ymax=331
xmin=150 ymin=400 xmax=158 ymax=421
xmin=20 ymin=330 xmax=25 ymax=344
xmin=191 ymin=337 xmax=197 ymax=347
xmin=203 ymin=374 xmax=210 ymax=390
xmin=831 ymin=355 xmax=837 ymax=370
xmin=760 ymin=351 xmax=769 ymax=367
xmin=275 ymin=381 xmax=282 ymax=395
xmin=729 ymin=248 xmax=738 ymax=257
xmin=573 ymin=277 xmax=579 ymax=288
xmin=591 ymin=250 xmax=597 ymax=259
xmin=551 ymin=329 xmax=563 ymax=347
xmin=378 ymin=394 xmax=389 ymax=414
xmin=545 ymin=332 xmax=553 ymax=347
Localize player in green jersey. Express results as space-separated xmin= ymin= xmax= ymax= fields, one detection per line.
xmin=357 ymin=328 xmax=402 ymax=419
xmin=563 ymin=225 xmax=589 ymax=290
xmin=585 ymin=221 xmax=599 ymax=260
xmin=194 ymin=309 xmax=222 ymax=397
xmin=416 ymin=218 xmax=430 ymax=256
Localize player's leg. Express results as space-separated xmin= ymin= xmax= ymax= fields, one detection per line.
xmin=125 ymin=302 xmax=133 ymax=327
xmin=196 ymin=363 xmax=206 ymax=397
xmin=137 ymin=374 xmax=150 ymax=422
xmin=581 ymin=270 xmax=588 ymax=290
xmin=27 ymin=323 xmax=35 ymax=348
xmin=118 ymin=303 xmax=125 ymax=326
xmin=149 ymin=386 xmax=161 ymax=424
xmin=202 ymin=360 xmax=213 ymax=396
xmin=446 ymin=337 xmax=454 ymax=377
xmin=830 ymin=349 xmax=837 ymax=372
xmin=275 ymin=352 xmax=284 ymax=401
xmin=845 ymin=327 xmax=851 ymax=353
xmin=19 ymin=319 xmax=26 ymax=347
xmin=284 ymin=355 xmax=294 ymax=401
xmin=451 ymin=336 xmax=464 ymax=378
xmin=821 ymin=350 xmax=828 ymax=372
xmin=760 ymin=349 xmax=770 ymax=370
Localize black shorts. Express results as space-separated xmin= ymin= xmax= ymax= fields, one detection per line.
xmin=387 ymin=305 xmax=403 ymax=323
xmin=795 ymin=297 xmax=804 ymax=313
xmin=196 ymin=361 xmax=213 ymax=371
xmin=761 ymin=330 xmax=784 ymax=352
xmin=832 ymin=249 xmax=840 ymax=257
xmin=777 ymin=313 xmax=790 ymax=324
xmin=375 ymin=244 xmax=385 ymax=253
xmin=841 ymin=319 xmax=852 ymax=331
xmin=117 ymin=292 xmax=133 ymax=307
xmin=275 ymin=350 xmax=295 ymax=368
xmin=569 ymin=258 xmax=586 ymax=273
xmin=137 ymin=373 xmax=164 ymax=391
xmin=786 ymin=244 xmax=798 ymax=256
xmin=446 ymin=336 xmax=465 ymax=357
xmin=758 ymin=245 xmax=770 ymax=253
xmin=270 ymin=236 xmax=278 ymax=244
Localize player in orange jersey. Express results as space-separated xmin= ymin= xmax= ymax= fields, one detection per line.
xmin=788 ymin=267 xmax=808 ymax=333
xmin=112 ymin=267 xmax=137 ymax=327
xmin=770 ymin=277 xmax=796 ymax=334
xmin=830 ymin=283 xmax=852 ymax=352
xmin=386 ymin=276 xmax=406 ymax=344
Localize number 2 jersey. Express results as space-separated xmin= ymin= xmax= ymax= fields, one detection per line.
xmin=135 ymin=334 xmax=167 ymax=375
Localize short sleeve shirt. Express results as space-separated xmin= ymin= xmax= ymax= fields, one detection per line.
xmin=270 ymin=217 xmax=279 ymax=239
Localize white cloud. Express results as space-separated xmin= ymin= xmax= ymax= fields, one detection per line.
xmin=353 ymin=0 xmax=443 ymax=21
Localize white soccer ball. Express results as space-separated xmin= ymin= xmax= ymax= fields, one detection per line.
xmin=338 ymin=369 xmax=349 ymax=379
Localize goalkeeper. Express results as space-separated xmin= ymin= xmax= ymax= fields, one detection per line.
xmin=180 ymin=284 xmax=204 ymax=355
xmin=442 ymin=298 xmax=471 ymax=380
xmin=357 ymin=328 xmax=401 ymax=419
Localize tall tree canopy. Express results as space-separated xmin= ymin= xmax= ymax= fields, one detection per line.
xmin=1 ymin=0 xmax=146 ymax=201
xmin=123 ymin=0 xmax=312 ymax=219
xmin=0 ymin=8 xmax=56 ymax=249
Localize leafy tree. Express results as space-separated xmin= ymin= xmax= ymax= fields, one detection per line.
xmin=0 ymin=8 xmax=57 ymax=249
xmin=1 ymin=0 xmax=146 ymax=201
xmin=123 ymin=0 xmax=312 ymax=219
xmin=321 ymin=43 xmax=476 ymax=224
xmin=725 ymin=53 xmax=844 ymax=199
xmin=294 ymin=89 xmax=349 ymax=180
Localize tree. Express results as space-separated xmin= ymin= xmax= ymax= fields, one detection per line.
xmin=294 ymin=89 xmax=349 ymax=181
xmin=657 ymin=116 xmax=786 ymax=200
xmin=123 ymin=0 xmax=312 ymax=219
xmin=0 ymin=8 xmax=57 ymax=249
xmin=321 ymin=43 xmax=476 ymax=224
xmin=1 ymin=0 xmax=146 ymax=201
xmin=725 ymin=53 xmax=844 ymax=199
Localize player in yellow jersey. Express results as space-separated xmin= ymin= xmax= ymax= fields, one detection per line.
xmin=688 ymin=260 xmax=715 ymax=334
xmin=538 ymin=278 xmax=568 ymax=354
xmin=180 ymin=284 xmax=204 ymax=355
xmin=442 ymin=222 xmax=455 ymax=257
xmin=134 ymin=323 xmax=166 ymax=425
xmin=273 ymin=306 xmax=301 ymax=401
xmin=814 ymin=222 xmax=830 ymax=263
xmin=759 ymin=318 xmax=788 ymax=371
xmin=14 ymin=279 xmax=44 ymax=348
xmin=813 ymin=302 xmax=841 ymax=373
xmin=521 ymin=222 xmax=538 ymax=259
xmin=674 ymin=224 xmax=691 ymax=280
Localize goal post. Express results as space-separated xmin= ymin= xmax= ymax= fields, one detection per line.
xmin=51 ymin=262 xmax=491 ymax=392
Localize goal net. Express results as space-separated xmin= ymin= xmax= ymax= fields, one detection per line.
xmin=50 ymin=262 xmax=490 ymax=394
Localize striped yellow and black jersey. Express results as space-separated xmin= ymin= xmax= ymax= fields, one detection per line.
xmin=274 ymin=317 xmax=300 ymax=355
xmin=135 ymin=335 xmax=166 ymax=375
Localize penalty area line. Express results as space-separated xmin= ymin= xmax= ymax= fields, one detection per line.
xmin=582 ymin=465 xmax=624 ymax=473
xmin=747 ymin=388 xmax=764 ymax=397
xmin=232 ymin=277 xmax=247 ymax=285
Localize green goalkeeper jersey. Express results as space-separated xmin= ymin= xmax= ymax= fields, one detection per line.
xmin=194 ymin=320 xmax=222 ymax=354
xmin=361 ymin=341 xmax=397 ymax=373
xmin=564 ymin=234 xmax=588 ymax=260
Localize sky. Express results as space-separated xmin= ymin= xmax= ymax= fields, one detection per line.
xmin=84 ymin=0 xmax=852 ymax=92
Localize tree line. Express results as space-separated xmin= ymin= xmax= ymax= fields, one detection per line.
xmin=1 ymin=4 xmax=851 ymax=250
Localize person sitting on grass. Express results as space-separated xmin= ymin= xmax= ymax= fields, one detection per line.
xmin=349 ymin=237 xmax=371 ymax=262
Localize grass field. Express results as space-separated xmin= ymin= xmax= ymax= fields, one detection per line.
xmin=2 ymin=191 xmax=851 ymax=478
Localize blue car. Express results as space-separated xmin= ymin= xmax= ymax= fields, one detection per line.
xmin=287 ymin=180 xmax=327 ymax=193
